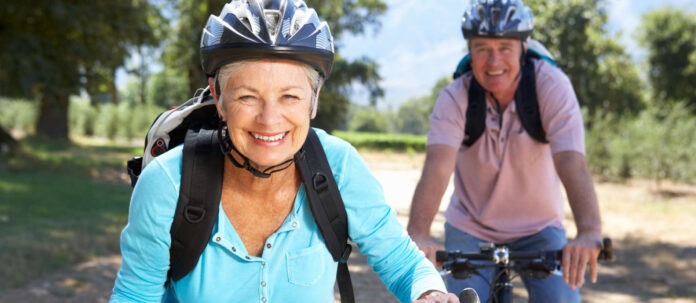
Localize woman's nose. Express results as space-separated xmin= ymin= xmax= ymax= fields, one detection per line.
xmin=256 ymin=101 xmax=283 ymax=125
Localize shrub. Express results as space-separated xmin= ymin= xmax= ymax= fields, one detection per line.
xmin=333 ymin=131 xmax=426 ymax=152
xmin=0 ymin=98 xmax=37 ymax=135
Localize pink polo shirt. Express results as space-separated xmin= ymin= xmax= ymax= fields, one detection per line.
xmin=427 ymin=59 xmax=585 ymax=243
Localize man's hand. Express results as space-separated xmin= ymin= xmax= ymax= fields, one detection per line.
xmin=561 ymin=233 xmax=602 ymax=290
xmin=410 ymin=234 xmax=445 ymax=266
xmin=413 ymin=291 xmax=459 ymax=303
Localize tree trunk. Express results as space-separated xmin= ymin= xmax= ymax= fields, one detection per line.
xmin=36 ymin=88 xmax=70 ymax=139
xmin=0 ymin=126 xmax=19 ymax=156
xmin=187 ymin=63 xmax=206 ymax=97
xmin=109 ymin=67 xmax=119 ymax=104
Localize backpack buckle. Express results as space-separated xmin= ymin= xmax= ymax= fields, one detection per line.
xmin=184 ymin=205 xmax=206 ymax=224
xmin=312 ymin=172 xmax=329 ymax=192
xmin=340 ymin=243 xmax=352 ymax=263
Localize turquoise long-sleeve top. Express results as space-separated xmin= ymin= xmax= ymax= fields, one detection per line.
xmin=110 ymin=129 xmax=446 ymax=303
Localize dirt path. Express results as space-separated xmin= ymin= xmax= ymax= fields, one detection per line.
xmin=1 ymin=152 xmax=695 ymax=302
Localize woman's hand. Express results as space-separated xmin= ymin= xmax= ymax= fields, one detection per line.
xmin=412 ymin=290 xmax=459 ymax=303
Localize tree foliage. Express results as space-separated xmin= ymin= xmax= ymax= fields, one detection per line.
xmin=639 ymin=7 xmax=696 ymax=109
xmin=525 ymin=0 xmax=645 ymax=116
xmin=396 ymin=77 xmax=451 ymax=135
xmin=165 ymin=0 xmax=386 ymax=133
xmin=0 ymin=0 xmax=162 ymax=139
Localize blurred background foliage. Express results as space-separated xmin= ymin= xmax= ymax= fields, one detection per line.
xmin=0 ymin=0 xmax=695 ymax=185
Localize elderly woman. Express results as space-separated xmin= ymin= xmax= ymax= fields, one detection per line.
xmin=110 ymin=1 xmax=459 ymax=302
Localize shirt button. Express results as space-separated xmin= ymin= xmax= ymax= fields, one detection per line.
xmin=261 ymin=261 xmax=266 ymax=266
xmin=291 ymin=222 xmax=298 ymax=228
xmin=245 ymin=256 xmax=251 ymax=260
xmin=231 ymin=246 xmax=237 ymax=252
xmin=266 ymin=243 xmax=272 ymax=249
xmin=262 ymin=297 xmax=267 ymax=302
xmin=215 ymin=236 xmax=221 ymax=242
xmin=261 ymin=281 xmax=267 ymax=287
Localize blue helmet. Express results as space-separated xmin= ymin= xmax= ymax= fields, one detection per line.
xmin=200 ymin=0 xmax=335 ymax=79
xmin=461 ymin=0 xmax=534 ymax=41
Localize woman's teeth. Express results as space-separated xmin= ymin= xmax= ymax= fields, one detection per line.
xmin=252 ymin=132 xmax=286 ymax=142
xmin=487 ymin=70 xmax=504 ymax=76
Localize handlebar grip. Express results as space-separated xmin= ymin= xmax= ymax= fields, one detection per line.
xmin=459 ymin=288 xmax=481 ymax=303
xmin=598 ymin=237 xmax=615 ymax=261
xmin=436 ymin=250 xmax=449 ymax=262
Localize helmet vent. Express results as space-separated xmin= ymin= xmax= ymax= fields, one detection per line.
xmin=491 ymin=7 xmax=501 ymax=29
xmin=290 ymin=9 xmax=309 ymax=36
xmin=265 ymin=10 xmax=281 ymax=43
xmin=506 ymin=7 xmax=516 ymax=24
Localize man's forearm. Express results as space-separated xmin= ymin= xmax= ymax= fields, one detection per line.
xmin=553 ymin=151 xmax=602 ymax=237
xmin=407 ymin=145 xmax=458 ymax=237
xmin=407 ymin=172 xmax=451 ymax=237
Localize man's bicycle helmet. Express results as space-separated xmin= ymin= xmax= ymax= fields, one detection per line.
xmin=200 ymin=0 xmax=335 ymax=79
xmin=461 ymin=0 xmax=534 ymax=41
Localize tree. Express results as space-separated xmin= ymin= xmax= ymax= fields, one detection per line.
xmin=0 ymin=1 xmax=162 ymax=140
xmin=524 ymin=0 xmax=645 ymax=116
xmin=396 ymin=77 xmax=452 ymax=135
xmin=148 ymin=70 xmax=191 ymax=108
xmin=165 ymin=0 xmax=386 ymax=133
xmin=349 ymin=105 xmax=389 ymax=133
xmin=639 ymin=7 xmax=696 ymax=109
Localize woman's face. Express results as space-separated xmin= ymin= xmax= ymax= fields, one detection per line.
xmin=214 ymin=59 xmax=315 ymax=170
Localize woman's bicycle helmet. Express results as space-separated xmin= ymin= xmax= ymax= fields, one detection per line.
xmin=200 ymin=0 xmax=335 ymax=79
xmin=461 ymin=0 xmax=534 ymax=41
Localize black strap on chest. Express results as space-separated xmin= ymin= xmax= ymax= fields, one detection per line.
xmin=167 ymin=127 xmax=354 ymax=302
xmin=462 ymin=56 xmax=548 ymax=147
xmin=169 ymin=121 xmax=224 ymax=281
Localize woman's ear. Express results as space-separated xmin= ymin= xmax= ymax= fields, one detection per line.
xmin=208 ymin=77 xmax=225 ymax=118
xmin=208 ymin=77 xmax=218 ymax=101
xmin=310 ymin=86 xmax=321 ymax=119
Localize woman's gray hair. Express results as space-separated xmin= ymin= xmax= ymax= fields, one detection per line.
xmin=215 ymin=60 xmax=323 ymax=114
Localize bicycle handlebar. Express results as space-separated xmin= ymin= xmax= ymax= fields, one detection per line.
xmin=436 ymin=237 xmax=614 ymax=263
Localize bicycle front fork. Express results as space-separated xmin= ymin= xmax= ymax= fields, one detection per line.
xmin=492 ymin=268 xmax=513 ymax=303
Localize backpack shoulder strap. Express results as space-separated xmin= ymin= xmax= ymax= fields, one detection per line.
xmin=294 ymin=129 xmax=354 ymax=303
xmin=462 ymin=76 xmax=487 ymax=147
xmin=514 ymin=57 xmax=548 ymax=144
xmin=168 ymin=121 xmax=224 ymax=282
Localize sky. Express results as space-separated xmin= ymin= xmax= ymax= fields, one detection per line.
xmin=339 ymin=0 xmax=695 ymax=108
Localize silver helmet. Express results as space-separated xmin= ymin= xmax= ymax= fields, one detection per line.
xmin=200 ymin=0 xmax=335 ymax=79
xmin=461 ymin=0 xmax=534 ymax=41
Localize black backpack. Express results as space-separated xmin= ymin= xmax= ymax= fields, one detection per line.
xmin=452 ymin=40 xmax=558 ymax=147
xmin=126 ymin=88 xmax=355 ymax=303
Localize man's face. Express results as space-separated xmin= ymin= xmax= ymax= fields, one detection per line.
xmin=469 ymin=37 xmax=523 ymax=98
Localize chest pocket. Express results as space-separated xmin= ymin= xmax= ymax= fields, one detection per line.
xmin=286 ymin=245 xmax=326 ymax=286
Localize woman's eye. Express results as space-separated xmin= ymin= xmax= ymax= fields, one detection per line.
xmin=239 ymin=95 xmax=255 ymax=101
xmin=283 ymin=95 xmax=300 ymax=101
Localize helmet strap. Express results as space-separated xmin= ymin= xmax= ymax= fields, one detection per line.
xmin=217 ymin=121 xmax=295 ymax=179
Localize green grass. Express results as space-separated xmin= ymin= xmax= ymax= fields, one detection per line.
xmin=333 ymin=130 xmax=427 ymax=152
xmin=0 ymin=138 xmax=137 ymax=291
